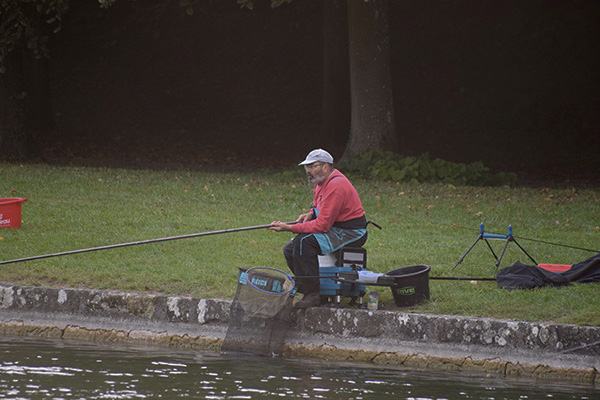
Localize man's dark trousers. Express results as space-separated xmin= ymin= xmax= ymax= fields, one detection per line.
xmin=283 ymin=232 xmax=367 ymax=295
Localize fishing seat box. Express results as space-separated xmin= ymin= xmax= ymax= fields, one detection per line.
xmin=318 ymin=247 xmax=367 ymax=302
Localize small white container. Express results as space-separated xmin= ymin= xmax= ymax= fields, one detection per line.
xmin=367 ymin=291 xmax=379 ymax=310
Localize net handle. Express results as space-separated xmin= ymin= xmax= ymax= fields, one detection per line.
xmin=246 ymin=267 xmax=295 ymax=295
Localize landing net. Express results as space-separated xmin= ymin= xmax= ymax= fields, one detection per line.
xmin=222 ymin=267 xmax=296 ymax=357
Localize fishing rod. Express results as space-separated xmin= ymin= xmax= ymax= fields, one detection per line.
xmin=0 ymin=222 xmax=296 ymax=266
xmin=296 ymin=274 xmax=497 ymax=282
xmin=429 ymin=276 xmax=496 ymax=281
xmin=558 ymin=339 xmax=600 ymax=355
xmin=512 ymin=236 xmax=599 ymax=253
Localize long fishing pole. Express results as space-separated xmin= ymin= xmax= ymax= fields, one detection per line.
xmin=429 ymin=276 xmax=496 ymax=281
xmin=296 ymin=275 xmax=497 ymax=282
xmin=512 ymin=236 xmax=599 ymax=253
xmin=0 ymin=222 xmax=295 ymax=266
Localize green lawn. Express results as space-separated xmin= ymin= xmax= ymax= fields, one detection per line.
xmin=1 ymin=163 xmax=599 ymax=325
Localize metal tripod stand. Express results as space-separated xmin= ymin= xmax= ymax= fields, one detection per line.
xmin=452 ymin=224 xmax=538 ymax=275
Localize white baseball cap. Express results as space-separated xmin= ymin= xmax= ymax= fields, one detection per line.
xmin=298 ymin=149 xmax=334 ymax=166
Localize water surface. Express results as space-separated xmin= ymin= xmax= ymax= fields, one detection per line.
xmin=0 ymin=337 xmax=597 ymax=399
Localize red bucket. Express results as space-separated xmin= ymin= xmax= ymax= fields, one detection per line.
xmin=0 ymin=198 xmax=28 ymax=229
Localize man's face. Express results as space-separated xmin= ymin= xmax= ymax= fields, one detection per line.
xmin=304 ymin=162 xmax=328 ymax=185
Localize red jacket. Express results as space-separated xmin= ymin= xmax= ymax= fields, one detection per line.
xmin=292 ymin=169 xmax=364 ymax=234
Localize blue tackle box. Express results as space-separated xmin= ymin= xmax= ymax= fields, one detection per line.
xmin=318 ymin=247 xmax=367 ymax=303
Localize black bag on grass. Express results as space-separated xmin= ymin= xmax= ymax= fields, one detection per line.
xmin=497 ymin=253 xmax=600 ymax=290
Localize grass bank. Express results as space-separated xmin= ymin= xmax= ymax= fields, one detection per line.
xmin=1 ymin=163 xmax=599 ymax=326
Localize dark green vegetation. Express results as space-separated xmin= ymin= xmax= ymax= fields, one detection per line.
xmin=1 ymin=164 xmax=598 ymax=325
xmin=339 ymin=151 xmax=517 ymax=186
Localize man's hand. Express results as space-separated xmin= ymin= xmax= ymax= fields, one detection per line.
xmin=269 ymin=221 xmax=293 ymax=232
xmin=297 ymin=211 xmax=314 ymax=223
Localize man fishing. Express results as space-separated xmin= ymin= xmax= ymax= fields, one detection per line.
xmin=270 ymin=149 xmax=368 ymax=308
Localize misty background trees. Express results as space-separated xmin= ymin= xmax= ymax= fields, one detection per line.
xmin=1 ymin=0 xmax=598 ymax=182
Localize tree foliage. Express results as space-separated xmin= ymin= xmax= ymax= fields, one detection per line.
xmin=236 ymin=0 xmax=292 ymax=10
xmin=0 ymin=0 xmax=69 ymax=73
xmin=1 ymin=0 xmax=397 ymax=163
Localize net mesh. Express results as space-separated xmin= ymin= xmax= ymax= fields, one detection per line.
xmin=222 ymin=267 xmax=296 ymax=357
xmin=236 ymin=267 xmax=295 ymax=318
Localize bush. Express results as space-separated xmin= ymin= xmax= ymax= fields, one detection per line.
xmin=339 ymin=151 xmax=517 ymax=186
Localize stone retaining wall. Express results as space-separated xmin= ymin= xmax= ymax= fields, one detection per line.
xmin=1 ymin=283 xmax=598 ymax=384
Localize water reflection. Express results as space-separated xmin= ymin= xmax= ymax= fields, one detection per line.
xmin=0 ymin=337 xmax=597 ymax=399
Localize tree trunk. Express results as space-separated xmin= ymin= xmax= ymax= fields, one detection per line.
xmin=0 ymin=7 xmax=52 ymax=163
xmin=0 ymin=49 xmax=50 ymax=162
xmin=0 ymin=50 xmax=27 ymax=161
xmin=322 ymin=0 xmax=350 ymax=152
xmin=343 ymin=0 xmax=397 ymax=160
